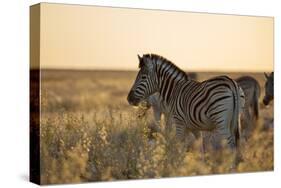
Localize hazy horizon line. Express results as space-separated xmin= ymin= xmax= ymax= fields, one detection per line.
xmin=31 ymin=68 xmax=273 ymax=73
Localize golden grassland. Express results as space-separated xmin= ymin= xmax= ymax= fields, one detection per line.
xmin=39 ymin=70 xmax=273 ymax=184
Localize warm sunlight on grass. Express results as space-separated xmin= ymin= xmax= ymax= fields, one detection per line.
xmin=39 ymin=70 xmax=273 ymax=184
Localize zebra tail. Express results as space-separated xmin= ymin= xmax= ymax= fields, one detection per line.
xmin=232 ymin=83 xmax=244 ymax=147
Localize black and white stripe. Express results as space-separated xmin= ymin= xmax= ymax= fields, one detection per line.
xmin=127 ymin=54 xmax=244 ymax=154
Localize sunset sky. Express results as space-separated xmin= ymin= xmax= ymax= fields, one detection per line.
xmin=39 ymin=3 xmax=274 ymax=72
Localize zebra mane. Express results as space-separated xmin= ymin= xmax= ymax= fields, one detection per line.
xmin=142 ymin=53 xmax=188 ymax=80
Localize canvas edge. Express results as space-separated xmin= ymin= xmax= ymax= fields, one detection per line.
xmin=30 ymin=3 xmax=41 ymax=185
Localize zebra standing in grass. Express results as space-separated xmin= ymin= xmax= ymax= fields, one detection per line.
xmin=263 ymin=72 xmax=274 ymax=106
xmin=235 ymin=76 xmax=261 ymax=139
xmin=127 ymin=54 xmax=244 ymax=162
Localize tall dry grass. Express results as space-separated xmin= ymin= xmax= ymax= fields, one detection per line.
xmin=39 ymin=70 xmax=273 ymax=184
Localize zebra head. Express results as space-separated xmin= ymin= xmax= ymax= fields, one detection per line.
xmin=263 ymin=72 xmax=274 ymax=106
xmin=127 ymin=54 xmax=159 ymax=106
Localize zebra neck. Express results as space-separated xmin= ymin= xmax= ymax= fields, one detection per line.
xmin=158 ymin=74 xmax=187 ymax=106
xmin=155 ymin=60 xmax=188 ymax=106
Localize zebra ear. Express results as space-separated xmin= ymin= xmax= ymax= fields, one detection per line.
xmin=137 ymin=54 xmax=142 ymax=61
xmin=138 ymin=54 xmax=144 ymax=68
xmin=144 ymin=57 xmax=153 ymax=70
xmin=264 ymin=72 xmax=269 ymax=79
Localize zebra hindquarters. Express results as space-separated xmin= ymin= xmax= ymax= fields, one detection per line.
xmin=207 ymin=92 xmax=241 ymax=169
xmin=206 ymin=93 xmax=237 ymax=148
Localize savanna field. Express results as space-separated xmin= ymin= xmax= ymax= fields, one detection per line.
xmin=38 ymin=70 xmax=273 ymax=184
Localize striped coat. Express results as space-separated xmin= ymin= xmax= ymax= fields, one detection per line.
xmin=128 ymin=54 xmax=245 ymax=153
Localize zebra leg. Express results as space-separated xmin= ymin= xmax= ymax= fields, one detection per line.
xmin=152 ymin=102 xmax=162 ymax=131
xmin=148 ymin=101 xmax=162 ymax=133
xmin=173 ymin=120 xmax=187 ymax=147
xmin=241 ymin=107 xmax=252 ymax=140
xmin=210 ymin=95 xmax=240 ymax=170
xmin=175 ymin=124 xmax=186 ymax=142
xmin=191 ymin=130 xmax=206 ymax=162
xmin=215 ymin=127 xmax=238 ymax=171
xmin=174 ymin=121 xmax=202 ymax=154
xmin=165 ymin=114 xmax=173 ymax=134
xmin=214 ymin=117 xmax=239 ymax=171
xmin=216 ymin=116 xmax=236 ymax=144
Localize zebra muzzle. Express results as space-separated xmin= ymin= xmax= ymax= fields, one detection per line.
xmin=127 ymin=90 xmax=140 ymax=106
xmin=263 ymin=96 xmax=272 ymax=106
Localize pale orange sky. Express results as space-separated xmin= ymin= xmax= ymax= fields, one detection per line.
xmin=39 ymin=3 xmax=273 ymax=72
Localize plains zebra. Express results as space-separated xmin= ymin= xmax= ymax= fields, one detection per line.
xmin=263 ymin=72 xmax=274 ymax=106
xmin=127 ymin=54 xmax=244 ymax=160
xmin=236 ymin=76 xmax=261 ymax=139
